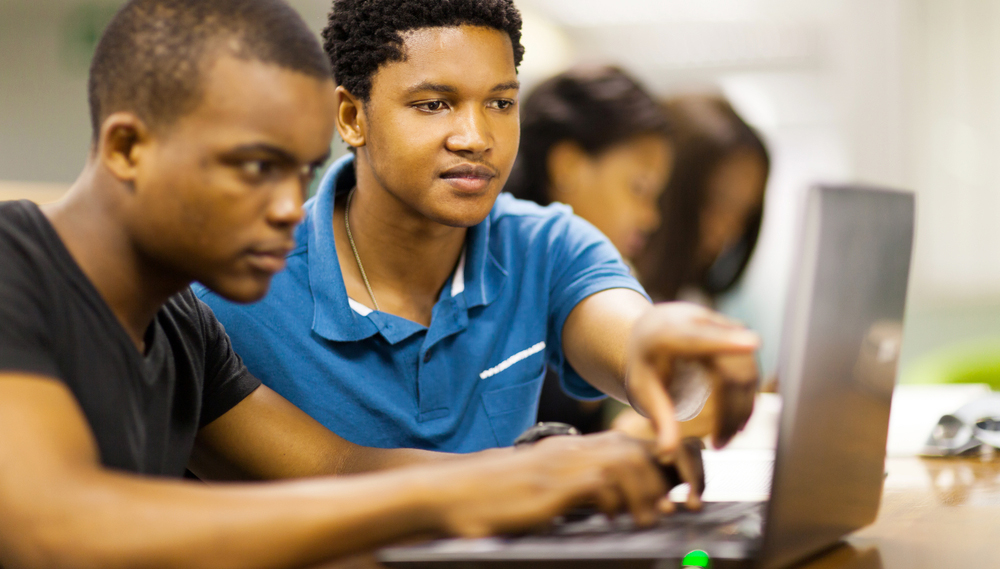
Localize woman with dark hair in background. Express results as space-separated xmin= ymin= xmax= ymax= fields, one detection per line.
xmin=614 ymin=94 xmax=771 ymax=439
xmin=507 ymin=65 xmax=673 ymax=433
xmin=635 ymin=95 xmax=770 ymax=304
xmin=507 ymin=65 xmax=673 ymax=262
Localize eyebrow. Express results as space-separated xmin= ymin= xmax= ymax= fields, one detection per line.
xmin=491 ymin=81 xmax=521 ymax=93
xmin=403 ymin=80 xmax=521 ymax=97
xmin=225 ymin=143 xmax=330 ymax=166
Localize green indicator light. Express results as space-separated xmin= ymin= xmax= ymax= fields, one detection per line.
xmin=681 ymin=549 xmax=710 ymax=568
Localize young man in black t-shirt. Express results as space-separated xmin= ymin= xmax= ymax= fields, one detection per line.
xmin=0 ymin=1 xmax=673 ymax=567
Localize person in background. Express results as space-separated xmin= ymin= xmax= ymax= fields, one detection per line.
xmin=635 ymin=95 xmax=769 ymax=305
xmin=617 ymin=94 xmax=771 ymax=439
xmin=506 ymin=65 xmax=673 ymax=263
xmin=505 ymin=65 xmax=673 ymax=432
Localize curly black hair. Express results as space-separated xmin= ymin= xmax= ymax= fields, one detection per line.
xmin=89 ymin=0 xmax=330 ymax=140
xmin=323 ymin=0 xmax=524 ymax=102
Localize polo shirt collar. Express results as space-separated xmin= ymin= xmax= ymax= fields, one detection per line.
xmin=308 ymin=155 xmax=379 ymax=343
xmin=307 ymin=154 xmax=507 ymax=344
xmin=463 ymin=207 xmax=508 ymax=309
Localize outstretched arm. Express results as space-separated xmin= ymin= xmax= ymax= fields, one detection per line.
xmin=561 ymin=288 xmax=760 ymax=495
xmin=0 ymin=373 xmax=666 ymax=569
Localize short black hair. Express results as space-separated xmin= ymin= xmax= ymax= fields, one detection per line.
xmin=323 ymin=0 xmax=524 ymax=102
xmin=88 ymin=0 xmax=332 ymax=140
xmin=505 ymin=65 xmax=671 ymax=206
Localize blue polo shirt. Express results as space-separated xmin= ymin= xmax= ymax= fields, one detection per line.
xmin=196 ymin=155 xmax=648 ymax=452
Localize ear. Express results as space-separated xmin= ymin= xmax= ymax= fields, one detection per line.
xmin=96 ymin=112 xmax=152 ymax=187
xmin=335 ymin=86 xmax=367 ymax=148
xmin=546 ymin=140 xmax=592 ymax=201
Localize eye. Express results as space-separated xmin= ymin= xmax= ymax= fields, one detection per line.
xmin=299 ymin=163 xmax=315 ymax=178
xmin=490 ymin=99 xmax=516 ymax=111
xmin=241 ymin=160 xmax=275 ymax=179
xmin=300 ymin=163 xmax=322 ymax=183
xmin=415 ymin=100 xmax=448 ymax=112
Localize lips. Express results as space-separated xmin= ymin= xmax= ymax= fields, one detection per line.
xmin=245 ymin=243 xmax=294 ymax=274
xmin=440 ymin=163 xmax=497 ymax=194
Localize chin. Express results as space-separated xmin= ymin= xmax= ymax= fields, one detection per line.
xmin=205 ymin=276 xmax=273 ymax=304
xmin=432 ymin=207 xmax=493 ymax=228
xmin=433 ymin=191 xmax=500 ymax=227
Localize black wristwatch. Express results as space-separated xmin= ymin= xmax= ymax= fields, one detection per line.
xmin=513 ymin=422 xmax=581 ymax=446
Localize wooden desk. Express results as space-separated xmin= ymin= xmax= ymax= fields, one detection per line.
xmin=799 ymin=455 xmax=1000 ymax=569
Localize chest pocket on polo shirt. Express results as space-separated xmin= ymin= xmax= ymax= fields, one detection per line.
xmin=481 ymin=369 xmax=546 ymax=447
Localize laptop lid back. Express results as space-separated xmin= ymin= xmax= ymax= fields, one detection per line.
xmin=759 ymin=185 xmax=914 ymax=569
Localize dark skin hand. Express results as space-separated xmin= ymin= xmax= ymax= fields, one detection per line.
xmin=709 ymin=354 xmax=760 ymax=449
xmin=563 ymin=292 xmax=760 ymax=509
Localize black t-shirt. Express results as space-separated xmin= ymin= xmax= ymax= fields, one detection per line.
xmin=0 ymin=200 xmax=261 ymax=476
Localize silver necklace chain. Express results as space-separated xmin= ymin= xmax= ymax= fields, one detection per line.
xmin=344 ymin=189 xmax=379 ymax=312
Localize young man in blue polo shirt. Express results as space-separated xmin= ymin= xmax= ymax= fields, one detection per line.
xmin=199 ymin=0 xmax=760 ymax=481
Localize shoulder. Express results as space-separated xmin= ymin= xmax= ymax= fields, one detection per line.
xmin=0 ymin=199 xmax=40 ymax=221
xmin=0 ymin=200 xmax=46 ymax=252
xmin=490 ymin=192 xmax=574 ymax=222
xmin=165 ymin=287 xmax=203 ymax=315
xmin=0 ymin=201 xmax=59 ymax=291
xmin=192 ymin=280 xmax=245 ymax=321
xmin=488 ymin=193 xmax=613 ymax=253
xmin=488 ymin=193 xmax=580 ymax=241
xmin=161 ymin=288 xmax=213 ymax=339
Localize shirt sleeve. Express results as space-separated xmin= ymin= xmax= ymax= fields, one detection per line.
xmin=0 ymin=236 xmax=60 ymax=379
xmin=192 ymin=293 xmax=262 ymax=427
xmin=543 ymin=210 xmax=650 ymax=401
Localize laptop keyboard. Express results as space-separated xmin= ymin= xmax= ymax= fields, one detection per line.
xmin=545 ymin=501 xmax=765 ymax=540
xmin=377 ymin=502 xmax=766 ymax=562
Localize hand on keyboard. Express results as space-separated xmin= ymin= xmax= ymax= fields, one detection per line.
xmin=426 ymin=431 xmax=672 ymax=538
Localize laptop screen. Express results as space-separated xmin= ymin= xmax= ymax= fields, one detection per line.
xmin=761 ymin=185 xmax=915 ymax=569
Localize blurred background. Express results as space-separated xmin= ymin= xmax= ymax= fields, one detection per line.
xmin=2 ymin=0 xmax=999 ymax=385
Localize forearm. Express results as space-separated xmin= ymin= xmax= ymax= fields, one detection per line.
xmin=339 ymin=443 xmax=515 ymax=475
xmin=562 ymin=293 xmax=722 ymax=418
xmin=338 ymin=444 xmax=454 ymax=474
xmin=3 ymin=465 xmax=440 ymax=569
xmin=561 ymin=289 xmax=649 ymax=402
xmin=189 ymin=383 xmax=515 ymax=480
xmin=189 ymin=386 xmax=463 ymax=481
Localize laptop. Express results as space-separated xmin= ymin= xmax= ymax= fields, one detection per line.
xmin=379 ymin=184 xmax=915 ymax=569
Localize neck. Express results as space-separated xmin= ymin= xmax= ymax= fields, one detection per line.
xmin=334 ymin=157 xmax=467 ymax=325
xmin=41 ymin=164 xmax=187 ymax=351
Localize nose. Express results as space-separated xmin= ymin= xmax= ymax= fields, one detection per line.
xmin=267 ymin=177 xmax=306 ymax=228
xmin=445 ymin=106 xmax=491 ymax=156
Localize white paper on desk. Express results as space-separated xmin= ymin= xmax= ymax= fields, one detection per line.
xmin=668 ymin=449 xmax=775 ymax=503
xmin=668 ymin=394 xmax=780 ymax=503
xmin=668 ymin=385 xmax=992 ymax=503
xmin=885 ymin=384 xmax=992 ymax=456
